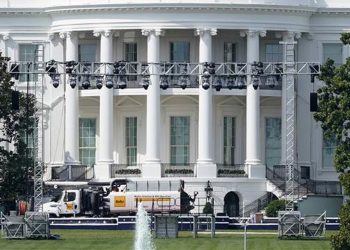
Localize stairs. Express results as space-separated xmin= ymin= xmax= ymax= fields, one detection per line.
xmin=240 ymin=166 xmax=342 ymax=217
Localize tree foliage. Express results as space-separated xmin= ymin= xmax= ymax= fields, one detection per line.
xmin=314 ymin=33 xmax=350 ymax=250
xmin=0 ymin=52 xmax=36 ymax=212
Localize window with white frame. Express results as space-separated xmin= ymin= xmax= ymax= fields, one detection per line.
xmin=322 ymin=132 xmax=336 ymax=169
xmin=19 ymin=44 xmax=39 ymax=82
xmin=265 ymin=118 xmax=281 ymax=169
xmin=124 ymin=43 xmax=138 ymax=81
xmin=265 ymin=44 xmax=283 ymax=62
xmin=170 ymin=41 xmax=190 ymax=62
xmin=78 ymin=44 xmax=97 ymax=62
xmin=170 ymin=116 xmax=190 ymax=166
xmin=79 ymin=118 xmax=96 ymax=167
xmin=224 ymin=43 xmax=236 ymax=62
xmin=223 ymin=116 xmax=235 ymax=165
xmin=125 ymin=117 xmax=137 ymax=166
xmin=323 ymin=43 xmax=343 ymax=65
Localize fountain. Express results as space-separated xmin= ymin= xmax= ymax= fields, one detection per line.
xmin=134 ymin=203 xmax=156 ymax=250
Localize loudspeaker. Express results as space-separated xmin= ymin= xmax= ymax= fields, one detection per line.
xmin=11 ymin=90 xmax=20 ymax=110
xmin=310 ymin=92 xmax=318 ymax=112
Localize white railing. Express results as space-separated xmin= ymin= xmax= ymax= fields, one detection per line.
xmin=1 ymin=0 xmax=349 ymax=9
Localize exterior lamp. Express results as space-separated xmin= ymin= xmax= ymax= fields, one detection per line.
xmin=160 ymin=75 xmax=169 ymax=90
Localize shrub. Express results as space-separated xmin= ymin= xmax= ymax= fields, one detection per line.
xmin=115 ymin=169 xmax=141 ymax=175
xmin=265 ymin=199 xmax=286 ymax=217
xmin=203 ymin=202 xmax=213 ymax=215
xmin=164 ymin=169 xmax=194 ymax=174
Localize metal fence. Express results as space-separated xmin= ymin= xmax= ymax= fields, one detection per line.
xmin=110 ymin=164 xmax=142 ymax=178
xmin=216 ymin=164 xmax=247 ymax=177
xmin=161 ymin=163 xmax=196 ymax=177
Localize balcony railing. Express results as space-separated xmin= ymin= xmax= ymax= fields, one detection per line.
xmin=268 ymin=165 xmax=342 ymax=195
xmin=161 ymin=163 xmax=196 ymax=177
xmin=110 ymin=164 xmax=142 ymax=178
xmin=217 ymin=164 xmax=248 ymax=177
xmin=51 ymin=165 xmax=94 ymax=181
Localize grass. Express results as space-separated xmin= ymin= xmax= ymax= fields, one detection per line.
xmin=0 ymin=229 xmax=335 ymax=250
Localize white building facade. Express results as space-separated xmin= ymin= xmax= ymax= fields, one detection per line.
xmin=0 ymin=0 xmax=347 ymax=216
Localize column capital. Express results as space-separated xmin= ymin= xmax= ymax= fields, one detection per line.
xmin=0 ymin=32 xmax=10 ymax=41
xmin=240 ymin=30 xmax=266 ymax=38
xmin=93 ymin=30 xmax=114 ymax=38
xmin=48 ymin=32 xmax=56 ymax=41
xmin=141 ymin=28 xmax=164 ymax=37
xmin=282 ymin=31 xmax=302 ymax=41
xmin=59 ymin=31 xmax=76 ymax=39
xmin=194 ymin=28 xmax=217 ymax=37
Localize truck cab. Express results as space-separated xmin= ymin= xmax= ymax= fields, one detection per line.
xmin=43 ymin=190 xmax=81 ymax=217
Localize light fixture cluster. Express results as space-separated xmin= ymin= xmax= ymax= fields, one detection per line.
xmin=8 ymin=60 xmax=320 ymax=90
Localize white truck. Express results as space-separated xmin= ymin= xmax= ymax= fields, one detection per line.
xmin=43 ymin=179 xmax=197 ymax=217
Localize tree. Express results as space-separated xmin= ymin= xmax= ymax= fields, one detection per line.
xmin=0 ymin=52 xmax=36 ymax=213
xmin=314 ymin=33 xmax=350 ymax=250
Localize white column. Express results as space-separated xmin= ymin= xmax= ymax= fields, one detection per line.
xmin=61 ymin=31 xmax=79 ymax=165
xmin=0 ymin=33 xmax=9 ymax=56
xmin=242 ymin=30 xmax=265 ymax=178
xmin=281 ymin=32 xmax=299 ymax=164
xmin=94 ymin=30 xmax=114 ymax=180
xmin=196 ymin=28 xmax=217 ymax=178
xmin=142 ymin=29 xmax=163 ymax=178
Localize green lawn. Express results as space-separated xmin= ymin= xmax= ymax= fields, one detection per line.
xmin=0 ymin=230 xmax=334 ymax=250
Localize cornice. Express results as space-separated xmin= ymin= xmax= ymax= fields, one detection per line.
xmin=43 ymin=4 xmax=318 ymax=16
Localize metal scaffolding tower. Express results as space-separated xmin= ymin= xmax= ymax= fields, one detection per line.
xmin=281 ymin=40 xmax=297 ymax=211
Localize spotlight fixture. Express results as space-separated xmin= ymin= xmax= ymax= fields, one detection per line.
xmin=10 ymin=63 xmax=20 ymax=80
xmin=202 ymin=63 xmax=212 ymax=90
xmin=212 ymin=77 xmax=223 ymax=91
xmin=160 ymin=75 xmax=169 ymax=90
xmin=179 ymin=75 xmax=189 ymax=90
xmin=117 ymin=76 xmax=127 ymax=89
xmin=69 ymin=75 xmax=77 ymax=89
xmin=265 ymin=75 xmax=277 ymax=88
xmin=96 ymin=76 xmax=103 ymax=89
xmin=105 ymin=76 xmax=114 ymax=89
xmin=227 ymin=77 xmax=235 ymax=90
xmin=81 ymin=74 xmax=90 ymax=89
xmin=140 ymin=75 xmax=150 ymax=90
xmin=52 ymin=74 xmax=60 ymax=88
xmin=65 ymin=60 xmax=77 ymax=74
xmin=235 ymin=76 xmax=246 ymax=89
xmin=252 ymin=77 xmax=260 ymax=90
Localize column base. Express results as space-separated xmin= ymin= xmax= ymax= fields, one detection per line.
xmin=142 ymin=163 xmax=161 ymax=178
xmin=246 ymin=164 xmax=266 ymax=179
xmin=196 ymin=163 xmax=217 ymax=178
xmin=94 ymin=163 xmax=112 ymax=180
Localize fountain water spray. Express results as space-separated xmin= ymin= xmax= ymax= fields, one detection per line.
xmin=134 ymin=203 xmax=156 ymax=250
